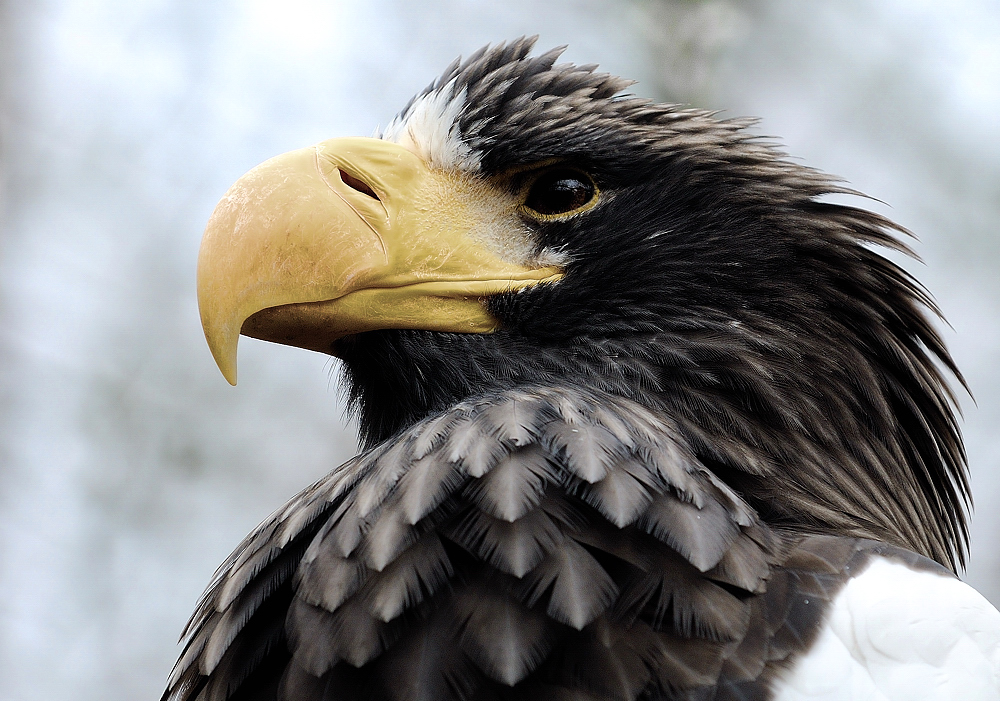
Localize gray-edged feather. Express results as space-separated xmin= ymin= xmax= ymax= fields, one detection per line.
xmin=163 ymin=385 xmax=922 ymax=701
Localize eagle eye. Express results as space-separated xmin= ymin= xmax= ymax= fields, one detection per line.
xmin=522 ymin=168 xmax=597 ymax=218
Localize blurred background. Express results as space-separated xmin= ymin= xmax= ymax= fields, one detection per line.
xmin=1 ymin=0 xmax=998 ymax=698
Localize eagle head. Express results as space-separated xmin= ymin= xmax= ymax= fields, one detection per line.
xmin=197 ymin=38 xmax=968 ymax=570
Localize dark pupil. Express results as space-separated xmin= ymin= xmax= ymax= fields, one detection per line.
xmin=525 ymin=169 xmax=594 ymax=215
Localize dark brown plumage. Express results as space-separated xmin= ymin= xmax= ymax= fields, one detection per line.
xmin=163 ymin=386 xmax=953 ymax=700
xmin=164 ymin=39 xmax=975 ymax=701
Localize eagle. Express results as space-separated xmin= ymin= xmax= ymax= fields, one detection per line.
xmin=163 ymin=38 xmax=1000 ymax=701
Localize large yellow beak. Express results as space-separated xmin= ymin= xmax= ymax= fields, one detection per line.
xmin=197 ymin=137 xmax=562 ymax=385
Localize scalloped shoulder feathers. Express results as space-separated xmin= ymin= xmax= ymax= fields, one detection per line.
xmin=162 ymin=385 xmax=1000 ymax=701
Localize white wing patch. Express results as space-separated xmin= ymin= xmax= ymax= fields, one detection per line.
xmin=382 ymin=82 xmax=480 ymax=172
xmin=773 ymin=557 xmax=1000 ymax=700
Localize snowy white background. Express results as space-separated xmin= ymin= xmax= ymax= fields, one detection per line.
xmin=1 ymin=1 xmax=998 ymax=698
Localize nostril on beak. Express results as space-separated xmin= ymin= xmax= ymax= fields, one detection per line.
xmin=339 ymin=169 xmax=380 ymax=200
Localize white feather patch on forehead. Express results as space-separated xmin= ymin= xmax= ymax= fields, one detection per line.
xmin=382 ymin=83 xmax=480 ymax=172
xmin=381 ymin=79 xmax=569 ymax=270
